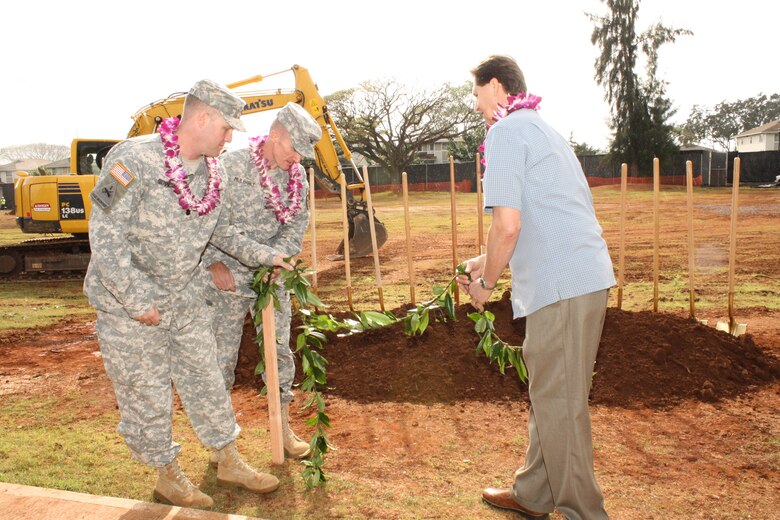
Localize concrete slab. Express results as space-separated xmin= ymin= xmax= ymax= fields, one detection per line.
xmin=0 ymin=482 xmax=267 ymax=520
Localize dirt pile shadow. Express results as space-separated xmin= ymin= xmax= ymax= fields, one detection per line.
xmin=235 ymin=292 xmax=780 ymax=408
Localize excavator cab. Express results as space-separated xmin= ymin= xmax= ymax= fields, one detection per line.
xmin=14 ymin=139 xmax=118 ymax=236
xmin=2 ymin=139 xmax=118 ymax=276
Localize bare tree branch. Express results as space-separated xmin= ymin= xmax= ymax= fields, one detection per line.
xmin=326 ymin=80 xmax=483 ymax=179
xmin=0 ymin=143 xmax=69 ymax=164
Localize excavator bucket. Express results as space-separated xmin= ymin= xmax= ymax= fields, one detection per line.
xmin=334 ymin=213 xmax=388 ymax=259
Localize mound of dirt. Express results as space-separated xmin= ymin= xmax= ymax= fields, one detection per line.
xmin=235 ymin=292 xmax=780 ymax=408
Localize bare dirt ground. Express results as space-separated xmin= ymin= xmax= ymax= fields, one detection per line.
xmin=1 ymin=187 xmax=779 ymax=518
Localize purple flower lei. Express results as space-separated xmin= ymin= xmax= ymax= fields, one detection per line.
xmin=478 ymin=92 xmax=542 ymax=167
xmin=248 ymin=135 xmax=304 ymax=225
xmin=159 ymin=118 xmax=221 ymax=216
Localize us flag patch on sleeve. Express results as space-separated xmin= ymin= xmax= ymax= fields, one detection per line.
xmin=109 ymin=162 xmax=135 ymax=187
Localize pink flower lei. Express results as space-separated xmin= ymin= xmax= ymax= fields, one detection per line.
xmin=159 ymin=117 xmax=221 ymax=216
xmin=248 ymin=135 xmax=304 ymax=225
xmin=478 ymin=92 xmax=542 ymax=167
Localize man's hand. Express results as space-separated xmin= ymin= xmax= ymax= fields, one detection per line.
xmin=457 ymin=254 xmax=486 ymax=293
xmin=133 ymin=306 xmax=161 ymax=326
xmin=466 ymin=282 xmax=493 ymax=312
xmin=209 ymin=261 xmax=236 ymax=292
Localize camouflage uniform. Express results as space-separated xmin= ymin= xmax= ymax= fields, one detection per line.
xmin=85 ymin=134 xmax=278 ymax=468
xmin=204 ymin=102 xmax=320 ymax=404
xmin=203 ymin=147 xmax=309 ymax=402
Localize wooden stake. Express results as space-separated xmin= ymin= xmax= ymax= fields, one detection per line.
xmin=449 ymin=157 xmax=459 ymax=304
xmin=261 ymin=301 xmax=284 ymax=465
xmin=476 ymin=154 xmax=484 ymax=254
xmin=339 ymin=174 xmax=353 ymax=311
xmin=402 ymin=172 xmax=416 ymax=305
xmin=686 ymin=161 xmax=696 ymax=318
xmin=617 ymin=163 xmax=628 ymax=310
xmin=308 ymin=167 xmax=318 ymax=291
xmin=653 ymin=157 xmax=660 ymax=312
xmin=361 ymin=165 xmax=384 ymax=311
xmin=727 ymin=158 xmax=741 ymax=332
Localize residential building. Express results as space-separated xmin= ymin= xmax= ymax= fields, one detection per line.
xmin=735 ymin=120 xmax=780 ymax=152
xmin=0 ymin=159 xmax=50 ymax=183
xmin=417 ymin=137 xmax=463 ymax=164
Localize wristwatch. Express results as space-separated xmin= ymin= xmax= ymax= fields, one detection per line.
xmin=477 ymin=277 xmax=496 ymax=290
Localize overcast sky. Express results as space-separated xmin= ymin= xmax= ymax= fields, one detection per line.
xmin=2 ymin=0 xmax=777 ymax=157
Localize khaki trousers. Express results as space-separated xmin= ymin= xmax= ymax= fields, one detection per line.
xmin=512 ymin=289 xmax=609 ymax=520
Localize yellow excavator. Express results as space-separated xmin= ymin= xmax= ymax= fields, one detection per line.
xmin=3 ymin=65 xmax=387 ymax=276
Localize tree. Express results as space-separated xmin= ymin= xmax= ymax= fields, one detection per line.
xmin=568 ymin=133 xmax=601 ymax=156
xmin=0 ymin=143 xmax=68 ymax=164
xmin=680 ymin=93 xmax=780 ymax=151
xmin=326 ymin=80 xmax=483 ymax=179
xmin=588 ymin=0 xmax=691 ymax=175
xmin=448 ymin=126 xmax=486 ymax=162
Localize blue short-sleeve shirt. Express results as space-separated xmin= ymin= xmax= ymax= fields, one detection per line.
xmin=483 ymin=109 xmax=615 ymax=318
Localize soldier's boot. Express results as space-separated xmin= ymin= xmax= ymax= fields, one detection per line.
xmin=214 ymin=442 xmax=280 ymax=494
xmin=153 ymin=459 xmax=213 ymax=508
xmin=282 ymin=403 xmax=311 ymax=459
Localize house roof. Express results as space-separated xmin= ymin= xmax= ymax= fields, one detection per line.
xmin=735 ymin=119 xmax=780 ymax=138
xmin=680 ymin=144 xmax=721 ymax=153
xmin=46 ymin=157 xmax=71 ymax=168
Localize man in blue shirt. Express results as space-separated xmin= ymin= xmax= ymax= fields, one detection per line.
xmin=458 ymin=55 xmax=615 ymax=520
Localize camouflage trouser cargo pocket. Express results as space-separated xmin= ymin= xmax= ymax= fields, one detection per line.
xmin=96 ymin=310 xmax=171 ymax=386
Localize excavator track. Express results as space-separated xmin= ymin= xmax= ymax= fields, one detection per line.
xmin=0 ymin=236 xmax=90 ymax=281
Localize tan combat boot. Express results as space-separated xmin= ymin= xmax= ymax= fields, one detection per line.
xmin=214 ymin=442 xmax=280 ymax=494
xmin=282 ymin=403 xmax=311 ymax=459
xmin=153 ymin=459 xmax=213 ymax=508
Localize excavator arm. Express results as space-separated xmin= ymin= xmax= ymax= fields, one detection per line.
xmin=126 ymin=65 xmax=386 ymax=257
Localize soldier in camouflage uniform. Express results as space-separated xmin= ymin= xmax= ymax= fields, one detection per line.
xmin=203 ymin=102 xmax=322 ymax=460
xmin=84 ymin=80 xmax=291 ymax=509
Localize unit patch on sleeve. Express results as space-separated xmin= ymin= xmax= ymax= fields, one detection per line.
xmin=109 ymin=162 xmax=136 ymax=187
xmin=90 ymin=182 xmax=117 ymax=210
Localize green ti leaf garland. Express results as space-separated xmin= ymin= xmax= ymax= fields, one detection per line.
xmin=250 ymin=260 xmax=527 ymax=487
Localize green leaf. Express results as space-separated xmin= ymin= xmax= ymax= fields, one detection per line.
xmin=475 ymin=317 xmax=487 ymax=334
xmin=410 ymin=313 xmax=420 ymax=335
xmin=256 ymin=292 xmax=271 ymax=312
xmin=293 ymin=283 xmax=308 ymax=306
xmin=444 ymin=293 xmax=455 ymax=321
xmin=418 ymin=309 xmax=430 ymax=334
xmin=362 ymin=310 xmax=396 ymax=328
xmin=467 ymin=312 xmax=482 ymax=323
xmin=307 ymin=291 xmax=325 ymax=308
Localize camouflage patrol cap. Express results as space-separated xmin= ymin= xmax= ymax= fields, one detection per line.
xmin=188 ymin=79 xmax=246 ymax=132
xmin=277 ymin=102 xmax=322 ymax=158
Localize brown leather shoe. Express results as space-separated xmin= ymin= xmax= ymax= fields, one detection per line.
xmin=482 ymin=488 xmax=550 ymax=519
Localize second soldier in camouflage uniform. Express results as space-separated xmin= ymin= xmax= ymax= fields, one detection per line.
xmin=84 ymin=80 xmax=292 ymax=509
xmin=203 ymin=102 xmax=322 ymax=459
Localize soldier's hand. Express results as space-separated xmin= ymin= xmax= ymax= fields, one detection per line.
xmin=133 ymin=306 xmax=161 ymax=326
xmin=209 ymin=261 xmax=236 ymax=292
xmin=272 ymin=255 xmax=294 ymax=271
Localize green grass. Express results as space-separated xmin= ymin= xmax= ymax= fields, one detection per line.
xmin=0 ymin=281 xmax=93 ymax=330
